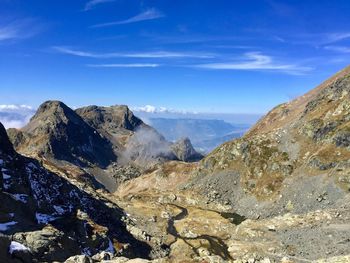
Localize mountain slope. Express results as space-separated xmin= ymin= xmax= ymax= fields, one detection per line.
xmin=0 ymin=122 xmax=152 ymax=262
xmin=189 ymin=65 xmax=350 ymax=218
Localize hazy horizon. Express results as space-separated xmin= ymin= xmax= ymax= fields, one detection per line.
xmin=0 ymin=102 xmax=262 ymax=129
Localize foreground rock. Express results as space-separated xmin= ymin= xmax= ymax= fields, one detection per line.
xmin=0 ymin=122 xmax=151 ymax=262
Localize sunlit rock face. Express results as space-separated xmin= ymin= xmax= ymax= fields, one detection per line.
xmin=188 ymin=66 xmax=350 ymax=219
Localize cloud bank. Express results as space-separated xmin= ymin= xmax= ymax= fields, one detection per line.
xmin=0 ymin=105 xmax=35 ymax=128
xmin=131 ymin=105 xmax=196 ymax=114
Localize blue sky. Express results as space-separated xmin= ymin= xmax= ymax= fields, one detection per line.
xmin=1 ymin=0 xmax=350 ymax=114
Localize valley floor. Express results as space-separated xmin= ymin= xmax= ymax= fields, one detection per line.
xmin=103 ymin=181 xmax=350 ymax=263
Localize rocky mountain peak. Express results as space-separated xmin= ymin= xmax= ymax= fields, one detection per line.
xmin=171 ymin=137 xmax=203 ymax=162
xmin=29 ymin=100 xmax=80 ymax=127
xmin=76 ymin=105 xmax=144 ymax=133
xmin=9 ymin=101 xmax=116 ymax=168
xmin=35 ymin=100 xmax=70 ymax=115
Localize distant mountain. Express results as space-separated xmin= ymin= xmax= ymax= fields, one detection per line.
xmin=194 ymin=130 xmax=245 ymax=152
xmin=147 ymin=118 xmax=250 ymax=152
xmin=75 ymin=105 xmax=203 ymax=165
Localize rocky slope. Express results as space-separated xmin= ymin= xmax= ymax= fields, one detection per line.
xmin=111 ymin=65 xmax=350 ymax=262
xmin=188 ymin=65 xmax=350 ymax=219
xmin=0 ymin=122 xmax=153 ymax=262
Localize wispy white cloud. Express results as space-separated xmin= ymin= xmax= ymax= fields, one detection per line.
xmin=87 ymin=63 xmax=160 ymax=68
xmin=119 ymin=51 xmax=213 ymax=58
xmin=194 ymin=52 xmax=312 ymax=75
xmin=145 ymin=34 xmax=242 ymax=44
xmin=52 ymin=46 xmax=97 ymax=57
xmin=324 ymin=45 xmax=350 ymax=53
xmin=324 ymin=32 xmax=350 ymax=44
xmin=52 ymin=46 xmax=214 ymax=59
xmin=91 ymin=8 xmax=164 ymax=28
xmin=279 ymin=32 xmax=350 ymax=46
xmin=0 ymin=19 xmax=40 ymax=42
xmin=83 ymin=0 xmax=115 ymax=11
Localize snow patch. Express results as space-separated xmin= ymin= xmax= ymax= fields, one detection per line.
xmin=27 ymin=162 xmax=37 ymax=169
xmin=9 ymin=241 xmax=30 ymax=254
xmin=3 ymin=182 xmax=11 ymax=189
xmin=11 ymin=194 xmax=28 ymax=203
xmin=53 ymin=205 xmax=65 ymax=215
xmin=82 ymin=247 xmax=92 ymax=256
xmin=0 ymin=221 xmax=17 ymax=231
xmin=2 ymin=173 xmax=11 ymax=179
xmin=36 ymin=213 xmax=57 ymax=224
xmin=106 ymin=238 xmax=115 ymax=253
xmin=0 ymin=159 xmax=4 ymax=166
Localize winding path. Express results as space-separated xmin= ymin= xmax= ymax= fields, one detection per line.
xmin=165 ymin=204 xmax=235 ymax=260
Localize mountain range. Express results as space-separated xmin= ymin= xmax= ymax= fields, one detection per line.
xmin=0 ymin=66 xmax=350 ymax=262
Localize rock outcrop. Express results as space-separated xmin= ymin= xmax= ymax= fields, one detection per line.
xmin=171 ymin=137 xmax=203 ymax=162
